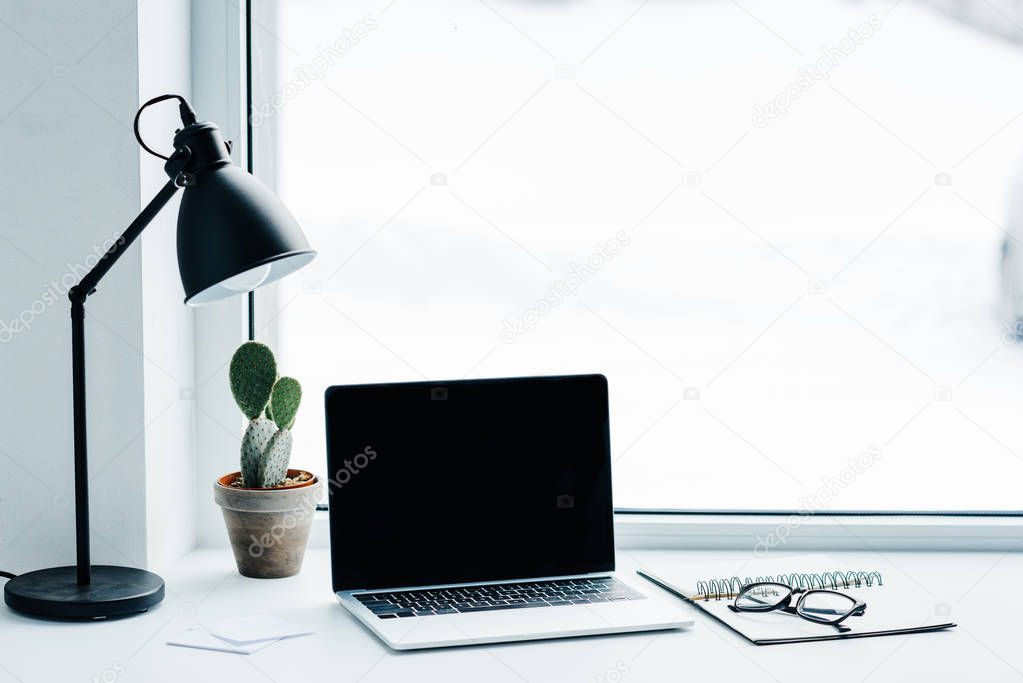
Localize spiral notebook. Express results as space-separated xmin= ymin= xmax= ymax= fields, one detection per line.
xmin=637 ymin=555 xmax=956 ymax=645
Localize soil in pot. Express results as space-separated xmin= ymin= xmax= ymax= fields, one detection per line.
xmin=222 ymin=470 xmax=315 ymax=490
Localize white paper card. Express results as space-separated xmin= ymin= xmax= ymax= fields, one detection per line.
xmin=200 ymin=614 xmax=313 ymax=645
xmin=166 ymin=627 xmax=282 ymax=655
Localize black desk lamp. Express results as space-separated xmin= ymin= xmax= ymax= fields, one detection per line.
xmin=3 ymin=94 xmax=316 ymax=619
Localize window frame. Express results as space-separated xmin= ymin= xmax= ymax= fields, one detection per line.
xmin=226 ymin=0 xmax=1023 ymax=547
xmin=302 ymin=509 xmax=1023 ymax=552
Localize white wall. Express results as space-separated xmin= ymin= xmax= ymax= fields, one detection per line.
xmin=0 ymin=0 xmax=266 ymax=570
xmin=138 ymin=0 xmax=196 ymax=571
xmin=0 ymin=0 xmax=148 ymax=571
xmin=0 ymin=0 xmax=207 ymax=573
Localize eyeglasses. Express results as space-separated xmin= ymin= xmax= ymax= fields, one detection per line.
xmin=728 ymin=582 xmax=867 ymax=633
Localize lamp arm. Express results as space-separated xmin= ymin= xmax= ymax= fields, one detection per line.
xmin=69 ymin=178 xmax=182 ymax=304
xmin=67 ymin=176 xmax=181 ymax=586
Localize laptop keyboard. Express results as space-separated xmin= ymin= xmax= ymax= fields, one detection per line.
xmin=355 ymin=577 xmax=644 ymax=618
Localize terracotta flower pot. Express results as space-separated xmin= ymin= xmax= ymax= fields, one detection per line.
xmin=213 ymin=469 xmax=322 ymax=579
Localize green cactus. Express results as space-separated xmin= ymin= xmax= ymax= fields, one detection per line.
xmin=257 ymin=429 xmax=293 ymax=487
xmin=240 ymin=418 xmax=277 ymax=487
xmin=229 ymin=342 xmax=277 ymax=420
xmin=270 ymin=377 xmax=302 ymax=430
xmin=229 ymin=341 xmax=303 ymax=488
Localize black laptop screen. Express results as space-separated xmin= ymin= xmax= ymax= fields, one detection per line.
xmin=324 ymin=374 xmax=614 ymax=592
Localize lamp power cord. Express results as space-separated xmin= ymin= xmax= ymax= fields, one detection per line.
xmin=133 ymin=94 xmax=197 ymax=161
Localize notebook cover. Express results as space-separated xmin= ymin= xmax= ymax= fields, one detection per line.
xmin=637 ymin=568 xmax=956 ymax=645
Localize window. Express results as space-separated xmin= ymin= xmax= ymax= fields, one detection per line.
xmin=251 ymin=0 xmax=1023 ymax=512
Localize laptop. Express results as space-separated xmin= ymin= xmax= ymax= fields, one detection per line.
xmin=324 ymin=374 xmax=692 ymax=650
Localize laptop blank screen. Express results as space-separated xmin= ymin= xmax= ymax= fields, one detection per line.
xmin=325 ymin=374 xmax=614 ymax=592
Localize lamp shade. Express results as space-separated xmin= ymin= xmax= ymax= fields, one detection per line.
xmin=172 ymin=123 xmax=315 ymax=305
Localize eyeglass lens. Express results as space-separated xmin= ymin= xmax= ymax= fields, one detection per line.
xmin=798 ymin=590 xmax=858 ymax=623
xmin=735 ymin=583 xmax=791 ymax=610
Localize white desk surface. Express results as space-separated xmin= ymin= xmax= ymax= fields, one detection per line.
xmin=2 ymin=547 xmax=1019 ymax=682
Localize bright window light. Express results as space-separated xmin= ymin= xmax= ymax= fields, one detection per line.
xmin=253 ymin=0 xmax=1023 ymax=512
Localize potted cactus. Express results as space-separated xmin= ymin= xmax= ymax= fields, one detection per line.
xmin=213 ymin=341 xmax=322 ymax=578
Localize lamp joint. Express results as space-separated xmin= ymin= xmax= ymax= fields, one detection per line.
xmin=68 ymin=286 xmax=91 ymax=305
xmin=163 ymin=146 xmax=192 ymax=184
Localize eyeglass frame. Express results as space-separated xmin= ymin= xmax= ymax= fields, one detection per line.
xmin=727 ymin=581 xmax=867 ymax=633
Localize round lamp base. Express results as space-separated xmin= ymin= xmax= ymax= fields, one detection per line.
xmin=4 ymin=565 xmax=164 ymax=620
